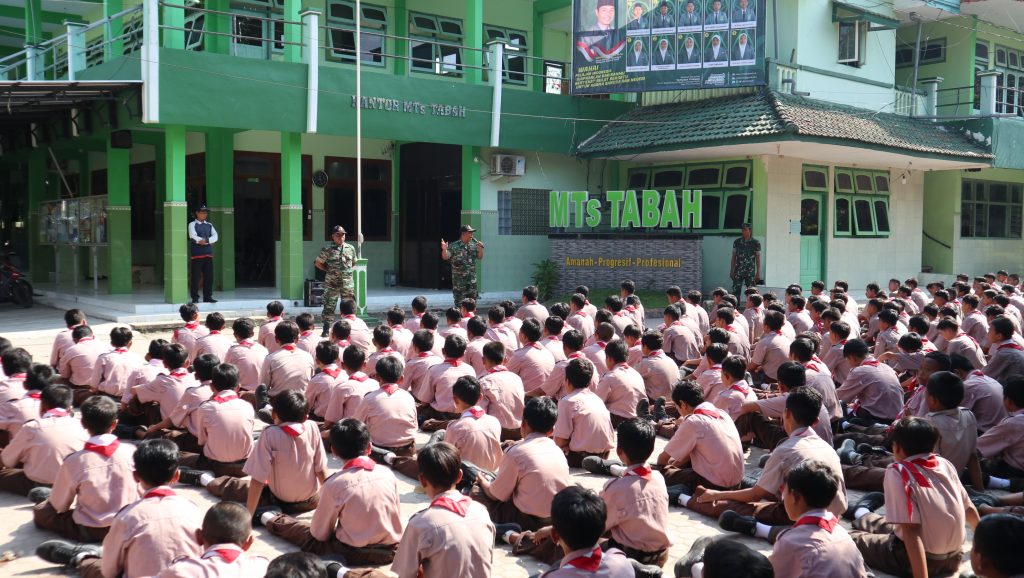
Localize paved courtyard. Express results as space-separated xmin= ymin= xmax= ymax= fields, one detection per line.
xmin=0 ymin=303 xmax=983 ymax=577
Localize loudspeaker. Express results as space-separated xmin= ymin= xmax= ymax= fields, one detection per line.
xmin=110 ymin=130 xmax=132 ymax=149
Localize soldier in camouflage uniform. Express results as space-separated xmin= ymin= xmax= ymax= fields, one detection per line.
xmin=730 ymin=222 xmax=761 ymax=297
xmin=441 ymin=224 xmax=485 ymax=306
xmin=315 ymin=225 xmax=357 ymax=336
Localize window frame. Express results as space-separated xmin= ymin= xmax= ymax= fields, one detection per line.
xmin=409 ymin=12 xmax=464 ymax=77
xmin=961 ymin=179 xmax=1024 ymax=240
xmin=837 ymin=20 xmax=862 ymax=67
xmin=323 ymin=156 xmax=393 ymax=242
xmin=895 ymin=37 xmax=946 ymax=68
xmin=802 ymin=165 xmax=829 ymax=192
xmin=834 ymin=168 xmax=855 ymax=194
xmin=833 ymin=168 xmax=890 ymax=238
xmin=325 ymin=0 xmax=389 ymax=67
xmin=684 ymin=163 xmax=723 ymax=189
xmin=483 ymin=24 xmax=529 ymax=86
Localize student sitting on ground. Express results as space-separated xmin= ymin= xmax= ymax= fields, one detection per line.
xmin=478 ymin=341 xmax=526 ymax=441
xmin=975 ymin=374 xmax=1024 ymax=491
xmin=553 ymin=358 xmax=614 ymax=469
xmin=305 ymin=341 xmax=344 ymax=422
xmin=970 ymin=514 xmax=1024 ymax=578
xmin=157 ymin=501 xmax=270 ymax=577
xmin=533 ymin=486 xmax=638 ymax=578
xmin=178 ymin=363 xmax=255 ymax=478
xmin=323 ymin=346 xmax=378 ymax=429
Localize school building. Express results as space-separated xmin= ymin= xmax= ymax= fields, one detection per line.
xmin=0 ymin=0 xmax=1023 ymax=310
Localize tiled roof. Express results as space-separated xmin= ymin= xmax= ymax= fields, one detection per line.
xmin=576 ymin=89 xmax=993 ymax=160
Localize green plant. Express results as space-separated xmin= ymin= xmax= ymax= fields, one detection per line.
xmin=531 ymin=259 xmax=560 ymax=302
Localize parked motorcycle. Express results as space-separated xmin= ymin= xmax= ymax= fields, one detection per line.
xmin=1 ymin=241 xmax=33 ymax=308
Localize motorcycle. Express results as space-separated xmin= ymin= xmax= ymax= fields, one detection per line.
xmin=1 ymin=241 xmax=33 ymax=308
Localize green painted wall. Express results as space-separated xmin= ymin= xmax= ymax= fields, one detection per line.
xmin=922 ymin=170 xmax=958 ymax=274
xmin=895 ymin=17 xmax=975 ymax=116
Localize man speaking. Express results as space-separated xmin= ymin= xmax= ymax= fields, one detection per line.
xmin=441 ymin=225 xmax=484 ymax=306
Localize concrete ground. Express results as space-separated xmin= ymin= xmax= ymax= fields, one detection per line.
xmin=0 ymin=303 xmax=983 ymax=577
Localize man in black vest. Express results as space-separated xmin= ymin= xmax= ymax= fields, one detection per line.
xmin=188 ymin=204 xmax=219 ymax=303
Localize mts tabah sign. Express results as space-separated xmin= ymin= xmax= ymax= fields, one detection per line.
xmin=571 ymin=0 xmax=765 ymax=94
xmin=550 ymin=190 xmax=703 ymax=229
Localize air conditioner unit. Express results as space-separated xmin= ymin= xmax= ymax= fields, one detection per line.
xmin=491 ymin=154 xmax=526 ymax=177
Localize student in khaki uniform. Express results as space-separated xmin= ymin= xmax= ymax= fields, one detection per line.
xmin=59 ymin=326 xmax=106 ymax=406
xmin=142 ymin=353 xmax=219 ymax=450
xmin=338 ymin=299 xmax=373 ymax=353
xmin=976 ymin=375 xmax=1024 ymax=489
xmin=479 ymin=342 xmax=526 ymax=441
xmin=983 ymin=316 xmax=1024 ymax=386
xmin=553 ymin=358 xmax=614 ymax=468
xmin=172 ymin=303 xmax=207 ymax=363
xmin=391 ymin=442 xmax=495 ymax=578
xmin=1 ymin=385 xmax=88 ymax=496
xmin=440 ymin=308 xmax=468 ymax=341
xmin=474 ymin=396 xmax=570 ymax=531
xmin=508 ymin=319 xmax=557 ymax=394
xmin=736 ymin=362 xmax=833 ymax=450
xmin=713 ymin=308 xmax=752 ymax=359
xmin=744 ymin=293 xmax=767 ymax=345
xmin=258 ymin=301 xmax=286 ymax=352
xmin=156 ymin=502 xmax=270 ymax=578
xmin=541 ymin=316 xmax=568 ymax=363
xmin=636 ymin=332 xmax=680 ymax=403
xmin=950 ymin=353 xmax=1007 ymax=432
xmin=89 ymin=327 xmax=144 ymax=402
xmin=583 ymin=323 xmax=615 ymax=377
xmin=962 ymin=294 xmax=990 ymax=344
xmin=323 ymin=346 xmax=378 ymax=429
xmin=384 ymin=308 xmax=413 ymax=359
xmin=365 ymin=325 xmax=405 ymax=380
xmin=257 ymin=321 xmax=315 ymax=408
xmin=356 ymin=356 xmax=420 ymax=461
xmin=749 ymin=311 xmax=792 ymax=383
xmin=263 ymin=419 xmax=403 ymax=566
xmin=403 ymin=330 xmax=441 ymax=403
xmin=937 ymin=317 xmax=987 ymax=369
xmin=179 ymin=364 xmax=255 ymax=478
xmin=596 ymin=341 xmax=647 ymax=427
xmin=440 ymin=376 xmax=503 ymax=473
xmin=663 ymin=305 xmax=702 ymax=365
xmin=538 ymin=330 xmax=594 ymax=400
xmin=836 ymin=339 xmax=904 ymax=424
xmin=516 ymin=286 xmax=549 ymax=324
xmin=622 ymin=325 xmax=644 ymax=368
xmin=0 ymin=363 xmax=51 ymax=446
xmin=419 ymin=335 xmax=476 ymax=431
xmin=536 ymin=486 xmax=638 ymax=578
xmin=847 ymin=417 xmax=980 ymax=578
xmin=294 ymin=313 xmax=321 ymax=357
xmin=458 ymin=298 xmax=478 ymax=329
xmin=713 ymin=355 xmax=757 ymax=421
xmin=485 ymin=307 xmax=520 ymax=355
xmin=50 ymin=309 xmax=87 ymax=371
xmin=969 ymin=514 xmax=1024 ymax=578
xmin=788 ymin=337 xmax=842 ymax=421
xmin=822 ymin=321 xmax=853 ymax=384
xmin=567 ymin=294 xmax=596 ymax=342
xmin=603 ymin=296 xmax=632 ymax=340
xmin=462 ymin=317 xmax=489 ymax=376
xmin=185 ymin=390 xmax=326 ymax=516
xmin=128 ymin=344 xmax=196 ymax=427
xmin=404 ymin=296 xmax=428 ymax=333
xmin=0 ymin=347 xmax=30 ymax=406
xmin=305 ymin=341 xmax=344 ymax=422
xmin=193 ymin=313 xmax=233 ymax=362
xmin=35 ymin=439 xmax=203 ymax=578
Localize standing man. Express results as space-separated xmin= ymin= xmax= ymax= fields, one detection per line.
xmin=441 ymin=225 xmax=484 ymax=306
xmin=188 ymin=205 xmax=218 ymax=304
xmin=316 ymin=225 xmax=356 ymax=337
xmin=730 ymin=222 xmax=761 ymax=297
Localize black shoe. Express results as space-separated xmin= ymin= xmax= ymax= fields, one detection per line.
xmin=740 ymin=473 xmax=761 ymax=489
xmin=636 ymin=398 xmax=652 ymax=421
xmin=370 ymin=445 xmax=394 ymax=465
xmin=757 ymin=453 xmax=772 ymax=468
xmin=652 ymin=397 xmax=669 ymax=422
xmin=666 ymin=484 xmax=692 ymax=508
xmin=674 ymin=536 xmax=714 ymax=577
xmin=255 ymin=384 xmax=270 ymax=412
xmin=177 ymin=467 xmax=212 ymax=487
xmin=256 ymin=407 xmax=274 ymax=425
xmin=253 ymin=505 xmax=282 ymax=526
xmin=718 ymin=510 xmax=757 ymax=536
xmin=203 ymin=298 xmax=218 ymax=303
xmin=36 ymin=540 xmax=100 ymax=566
xmin=844 ymin=491 xmax=885 ymax=521
xmin=427 ymin=429 xmax=447 ymax=447
xmin=28 ymin=486 xmax=52 ymax=504
xmin=856 ymin=443 xmax=889 ymax=456
xmin=494 ymin=523 xmax=522 ymax=546
xmin=581 ymin=456 xmax=621 ymax=476
xmin=322 ymin=554 xmax=348 ymax=578
xmin=838 ymin=439 xmax=860 ymax=466
xmin=630 ymin=558 xmax=664 ymax=578
xmin=321 ymin=323 xmax=330 ymax=338
xmin=968 ymin=490 xmax=1002 ymax=509
xmin=461 ymin=461 xmax=495 ymax=486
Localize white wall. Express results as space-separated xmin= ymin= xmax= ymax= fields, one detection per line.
xmin=762 ymin=156 xmax=803 ymax=287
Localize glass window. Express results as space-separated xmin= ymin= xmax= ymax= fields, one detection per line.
xmin=920 ymin=39 xmax=945 ymax=64
xmin=686 ymin=166 xmax=721 ymax=188
xmin=324 ymin=157 xmax=392 ymax=241
xmin=409 ymin=12 xmax=463 ymax=76
xmin=723 ymin=193 xmax=748 ymax=230
xmin=960 ymin=180 xmax=1023 ymax=239
xmin=997 ymin=46 xmax=1008 ymax=66
xmin=976 ymin=41 xmax=989 ymax=62
xmin=1011 ymin=51 xmax=1020 ymax=69
xmin=652 ymin=170 xmax=683 ymax=188
xmin=627 ymin=171 xmax=649 ymax=189
xmin=874 ymin=200 xmax=890 ymax=233
xmin=838 ymin=21 xmax=858 ymax=64
xmin=326 ymin=1 xmax=388 ymax=66
xmin=835 ymin=197 xmax=851 ymax=235
xmin=835 ymin=171 xmax=854 ymax=193
xmin=800 ymin=198 xmax=820 ymax=236
xmin=875 ymin=174 xmax=890 ymax=193
xmin=895 ymin=46 xmax=914 ymax=67
xmin=700 ymin=194 xmax=721 ymax=231
xmin=723 ymin=165 xmax=750 ymax=187
xmin=854 ymin=173 xmax=874 ymax=194
xmin=803 ymin=168 xmax=827 ymax=190
xmin=853 ymin=198 xmax=874 ymax=234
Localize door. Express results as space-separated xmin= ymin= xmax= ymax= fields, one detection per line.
xmin=234 ymin=152 xmax=279 ymax=287
xmin=800 ymin=194 xmax=824 ymax=288
xmin=398 ymin=143 xmax=462 ymax=288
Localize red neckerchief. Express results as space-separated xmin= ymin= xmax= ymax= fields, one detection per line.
xmin=417 ymin=352 xmax=432 ymax=358
xmin=546 ymin=335 xmax=561 ymax=341
xmin=381 ymin=383 xmax=398 ymax=395
xmin=268 ymin=316 xmax=282 ymax=323
xmin=169 ymin=369 xmax=189 ymax=379
xmin=625 ymin=464 xmax=652 ymax=480
xmin=730 ymin=382 xmax=751 ymax=395
xmin=596 ymin=341 xmax=607 ymax=349
xmin=804 ymin=361 xmax=821 ymax=373
xmin=344 ymin=314 xmax=357 ymax=320
xmin=377 ymin=347 xmax=395 ymax=355
xmin=488 ymin=365 xmax=508 ymax=373
xmin=527 ymin=300 xmax=539 ymax=306
xmin=24 ymin=390 xmax=41 ymax=399
xmin=625 ymin=306 xmax=637 ymax=313
xmin=891 ymin=454 xmax=939 ymax=518
xmin=692 ymin=407 xmax=721 ymax=419
xmin=956 ymin=332 xmax=979 ymax=347
xmin=237 ymin=339 xmax=255 ymax=348
xmin=184 ymin=321 xmax=199 ymax=330
xmin=460 ymin=314 xmax=473 ymax=320
xmin=77 ymin=336 xmax=95 ymax=343
xmin=568 ymin=352 xmax=585 ymax=360
xmin=144 ymin=487 xmax=176 ymax=499
xmin=43 ymin=408 xmax=69 ymax=418
xmin=646 ymin=350 xmax=664 ymax=358
xmin=464 ymin=406 xmax=485 ymax=419
xmin=1000 ymin=342 xmax=1024 ymax=351
xmin=794 ymin=512 xmax=838 ymax=532
xmin=614 ymin=362 xmax=630 ymax=371
xmin=431 ymin=493 xmax=471 ymax=517
xmin=575 ymin=310 xmax=588 ymax=317
xmin=113 ymin=347 xmax=129 ymax=354
xmin=445 ymin=358 xmax=462 ymax=367
xmin=336 ymin=339 xmax=350 ymax=348
xmin=526 ymin=342 xmax=542 ymax=350
xmin=670 ymin=320 xmax=683 ymax=327
xmin=970 ymin=370 xmax=985 ymax=378
xmin=281 ymin=422 xmax=305 ymax=437
xmin=209 ymin=330 xmax=222 ymax=335
xmin=202 ymin=546 xmax=242 ymax=563
xmin=8 ymin=373 xmax=26 ymax=380
xmin=322 ymin=365 xmax=342 ymax=378
xmin=567 ymin=547 xmax=602 ymax=572
xmin=212 ymin=390 xmax=239 ymax=404
xmin=862 ymin=359 xmax=881 ymax=367
xmin=85 ymin=437 xmax=120 ymax=457
xmin=300 ymin=330 xmax=313 ymax=338
xmin=343 ymin=456 xmax=376 ymax=471
xmin=281 ymin=344 xmax=297 ymax=351
xmin=350 ymin=372 xmax=369 ymax=382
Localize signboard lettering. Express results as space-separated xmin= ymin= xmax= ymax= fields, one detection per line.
xmin=549 ymin=190 xmax=702 ymax=229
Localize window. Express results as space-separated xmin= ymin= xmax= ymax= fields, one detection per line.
xmin=961 ymin=180 xmax=1023 ymax=239
xmin=324 ymin=157 xmax=391 ymax=241
xmin=802 ymin=166 xmax=828 ymax=191
xmin=624 ymin=161 xmax=752 ymax=234
xmin=838 ymin=21 xmax=861 ymax=67
xmin=895 ymin=38 xmax=946 ymax=68
xmin=976 ymin=41 xmax=990 ymax=64
xmin=498 ymin=189 xmax=551 ymax=235
xmin=326 ymin=1 xmax=387 ymax=66
xmin=409 ymin=12 xmax=463 ymax=76
xmin=483 ymin=25 xmax=528 ymax=85
xmin=184 ymin=10 xmax=206 ymax=51
xmin=544 ymin=61 xmax=565 ymax=94
xmin=833 ymin=167 xmax=889 ymax=237
xmin=230 ymin=0 xmax=284 ymax=60
xmin=997 ymin=45 xmax=1008 ymax=67
xmin=498 ymin=191 xmax=512 ymax=235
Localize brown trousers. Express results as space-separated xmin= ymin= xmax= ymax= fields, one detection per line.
xmin=605 ymin=537 xmax=669 ymax=567
xmin=265 ymin=514 xmax=398 ymax=566
xmin=735 ymin=413 xmax=788 ymax=451
xmin=124 ymin=397 xmax=162 ymax=426
xmin=471 ymin=486 xmax=550 ymax=532
xmin=683 ymin=486 xmax=791 ymax=526
xmin=206 ymin=476 xmax=320 ymax=514
xmin=501 ymin=427 xmax=523 ymax=442
xmin=981 ymin=457 xmax=1024 ymax=479
xmin=0 ymin=468 xmax=47 ymax=495
xmin=849 ymin=513 xmax=962 ymax=578
xmin=567 ymin=449 xmax=610 ymax=469
xmin=842 ymin=455 xmax=894 ymax=491
xmin=514 ymin=534 xmax=669 ymax=568
xmin=657 ymin=422 xmax=677 ymax=439
xmin=657 ymin=465 xmax=736 ymax=492
xmin=77 ymin=557 xmax=104 ymax=578
xmin=610 ymin=413 xmax=630 ymax=429
xmin=179 ymin=452 xmax=247 ymax=478
xmin=32 ymin=501 xmax=109 ymax=542
xmin=69 ymin=385 xmax=92 ymax=407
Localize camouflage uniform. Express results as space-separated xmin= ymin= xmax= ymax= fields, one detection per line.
xmin=318 ymin=241 xmax=356 ymax=326
xmin=448 ymin=239 xmax=479 ymax=306
xmin=731 ymin=236 xmax=761 ymax=297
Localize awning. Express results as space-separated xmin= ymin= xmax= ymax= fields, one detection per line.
xmin=832 ymin=0 xmax=901 ymax=29
xmin=0 ymin=80 xmax=142 ymax=145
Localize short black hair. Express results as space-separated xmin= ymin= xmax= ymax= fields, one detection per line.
xmin=545 ymin=316 xmax=565 ymax=337
xmin=386 ymin=307 xmax=406 ymax=326
xmin=891 ymin=417 xmax=939 ymax=456
xmin=211 ymin=363 xmax=239 ymax=392
xmin=721 ymin=355 xmax=746 ymax=380
xmin=748 ymin=293 xmax=764 ymax=307
xmin=623 ymin=324 xmax=642 ymax=340
xmin=206 ymin=312 xmax=226 ymax=331
xmin=785 ymin=459 xmax=839 ymax=509
xmin=275 ymin=320 xmax=300 ymax=345
xmin=148 ymin=338 xmax=169 ymax=360
xmin=134 ymin=439 xmax=179 ymax=486
xmin=715 ymin=307 xmax=735 ymax=325
xmin=877 ymin=309 xmax=898 ymax=327
xmin=565 ymin=358 xmax=594 ymax=390
xmin=332 ymin=319 xmax=352 ymax=340
xmin=295 ymin=312 xmax=315 ymax=331
xmin=666 ymin=285 xmax=682 ymax=299
xmin=523 ymin=285 xmax=540 ymax=301
xmin=973 ymin=514 xmax=1024 ymax=576
xmin=703 ymin=343 xmax=727 ymax=364
xmin=233 ymin=317 xmax=256 ymax=339
xmin=109 ymin=326 xmax=133 ymax=348
xmin=64 ymin=309 xmax=86 ymax=328
xmin=925 ymin=371 xmax=964 ymax=409
xmin=686 ymin=290 xmax=703 ymax=304
xmin=922 ymin=350 xmax=951 ymax=373
xmin=641 ymin=331 xmax=663 ymax=351
xmin=948 ymin=352 xmax=975 ymax=373
xmin=830 ymin=321 xmax=852 ymax=340
xmin=482 ymin=341 xmax=505 ymax=365
xmin=265 ymin=552 xmax=325 ymax=578
xmin=563 ymin=329 xmax=584 ymax=352
xmin=445 ymin=307 xmax=462 ymax=324
xmin=908 ymin=316 xmax=930 ymax=336
xmin=550 ymin=486 xmax=606 ymax=551
xmin=551 ymin=303 xmax=570 ymax=320
xmin=266 ymin=300 xmax=285 ymax=316
xmin=672 ymin=380 xmax=703 ymax=407
xmin=272 ymin=389 xmax=308 ymax=423
xmin=42 ymin=384 xmax=72 ymax=410
xmin=616 ymin=418 xmax=656 ymax=464
xmin=777 ymin=361 xmax=807 ymax=391
xmin=487 ymin=306 xmax=506 ymax=324
xmin=376 ymin=355 xmax=404 ymax=383
xmin=330 ymin=419 xmax=370 ymax=460
xmin=843 ymin=338 xmax=869 ymax=359
xmin=315 ymin=340 xmax=340 ymax=365
xmin=595 ymin=322 xmax=615 ymax=343
xmin=202 ymin=501 xmax=251 ymax=546
xmin=1002 ymin=375 xmax=1024 ymax=408
xmin=411 ymin=296 xmax=428 ymax=313
xmin=72 ymin=325 xmax=93 ymax=342
xmin=341 ymin=345 xmax=366 ymax=373
xmin=442 ymin=334 xmax=467 ymax=359
xmin=605 ymin=340 xmax=628 ymax=364
xmin=193 ymin=353 xmax=221 ymax=382
xmin=372 ymin=324 xmax=393 ymax=347
xmin=178 ymin=304 xmax=196 ymax=323
xmin=466 ymin=316 xmax=487 ymax=338
xmin=703 ymin=539 xmax=773 ymax=578
xmin=339 ymin=299 xmax=357 ymax=316
xmin=460 ymin=298 xmax=477 ymax=313
xmin=1 ymin=347 xmax=31 ymax=375
xmin=789 ymin=338 xmax=814 ymax=362
xmin=523 ymin=396 xmax=558 ymax=433
xmin=604 ymin=295 xmax=623 ymax=312
xmin=785 ymin=386 xmax=822 ymax=426
xmin=452 ymin=376 xmax=482 ymax=406
xmin=80 ymin=395 xmax=118 ymax=435
xmin=575 ymin=285 xmax=590 ymax=296
xmin=520 ymin=318 xmax=543 ymax=343
xmin=990 ymin=316 xmax=1015 ymax=340
xmin=412 ymin=329 xmax=435 ymax=353
xmin=25 ymin=364 xmax=54 ymax=391
xmin=417 ymin=442 xmax=462 ymax=489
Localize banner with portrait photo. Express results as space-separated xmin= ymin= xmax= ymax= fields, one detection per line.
xmin=571 ymin=0 xmax=765 ymax=94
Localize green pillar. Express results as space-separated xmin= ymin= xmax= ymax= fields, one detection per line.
xmin=163 ymin=126 xmax=188 ymax=303
xmin=206 ymin=130 xmax=235 ymax=292
xmin=104 ymin=0 xmax=124 ymax=60
xmin=283 ymin=0 xmax=301 ymax=63
xmin=24 ymin=0 xmax=42 ymax=45
xmin=153 ymin=141 xmax=166 ymax=281
xmin=106 ymin=140 xmax=132 ymax=293
xmin=393 ymin=0 xmax=407 ymax=76
xmin=464 ymin=0 xmax=483 ymax=84
xmin=460 ymin=145 xmax=482 ymax=290
xmin=26 ymin=150 xmax=46 ymax=279
xmin=280 ymin=132 xmax=303 ymax=300
xmin=162 ymin=0 xmax=185 ymax=49
xmin=532 ymin=10 xmax=544 ymax=92
xmin=205 ymin=0 xmax=231 ymax=54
